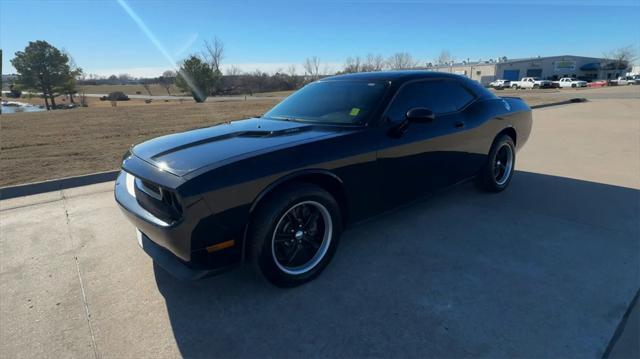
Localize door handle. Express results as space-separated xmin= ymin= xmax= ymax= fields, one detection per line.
xmin=454 ymin=121 xmax=465 ymax=129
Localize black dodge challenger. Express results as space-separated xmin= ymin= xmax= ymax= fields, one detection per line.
xmin=115 ymin=71 xmax=532 ymax=287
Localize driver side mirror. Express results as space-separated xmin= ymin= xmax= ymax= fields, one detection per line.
xmin=406 ymin=107 xmax=435 ymax=123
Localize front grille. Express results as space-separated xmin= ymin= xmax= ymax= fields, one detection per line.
xmin=136 ymin=178 xmax=162 ymax=200
xmin=133 ymin=177 xmax=183 ymax=224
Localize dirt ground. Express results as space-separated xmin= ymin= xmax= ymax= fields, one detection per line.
xmin=0 ymin=87 xmax=616 ymax=187
xmin=0 ymin=99 xmax=279 ymax=186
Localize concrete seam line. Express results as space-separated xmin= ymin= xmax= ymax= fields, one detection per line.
xmin=61 ymin=191 xmax=100 ymax=359
xmin=602 ymin=288 xmax=640 ymax=359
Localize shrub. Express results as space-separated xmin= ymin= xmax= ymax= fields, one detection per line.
xmin=107 ymin=91 xmax=129 ymax=101
xmin=7 ymin=84 xmax=22 ymax=98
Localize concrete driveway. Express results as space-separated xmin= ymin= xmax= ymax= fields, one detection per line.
xmin=1 ymin=97 xmax=639 ymax=358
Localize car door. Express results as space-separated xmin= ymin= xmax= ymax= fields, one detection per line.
xmin=376 ymin=79 xmax=478 ymax=208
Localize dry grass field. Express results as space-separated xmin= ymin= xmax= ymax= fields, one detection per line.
xmin=1 ymin=88 xmax=587 ymax=187
xmin=0 ymin=99 xmax=279 ymax=186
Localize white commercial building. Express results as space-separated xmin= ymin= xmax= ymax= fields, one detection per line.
xmin=427 ymin=55 xmax=630 ymax=85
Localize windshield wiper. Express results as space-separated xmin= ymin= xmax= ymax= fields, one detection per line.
xmin=267 ymin=115 xmax=305 ymax=122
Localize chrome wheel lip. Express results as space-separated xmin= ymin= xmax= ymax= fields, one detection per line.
xmin=495 ymin=143 xmax=514 ymax=186
xmin=271 ymin=201 xmax=333 ymax=275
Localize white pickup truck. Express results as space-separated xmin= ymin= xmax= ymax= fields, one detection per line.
xmin=489 ymin=79 xmax=511 ymax=89
xmin=555 ymin=77 xmax=588 ymax=88
xmin=511 ymin=77 xmax=553 ymax=89
xmin=610 ymin=76 xmax=634 ymax=86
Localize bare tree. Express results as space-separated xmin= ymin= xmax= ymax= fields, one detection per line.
xmin=387 ymin=52 xmax=418 ymax=70
xmin=303 ymin=56 xmax=321 ymax=80
xmin=203 ymin=36 xmax=225 ymax=73
xmin=322 ymin=63 xmax=335 ymax=76
xmin=435 ymin=50 xmax=453 ymax=65
xmin=285 ymin=65 xmax=300 ymax=89
xmin=364 ymin=53 xmax=386 ymax=71
xmin=78 ymin=89 xmax=88 ymax=107
xmin=287 ymin=65 xmax=297 ymax=77
xmin=159 ymin=70 xmax=176 ymax=95
xmin=604 ymin=45 xmax=636 ymax=71
xmin=118 ymin=73 xmax=133 ymax=84
xmin=142 ymin=83 xmax=152 ymax=96
xmin=343 ymin=56 xmax=362 ymax=73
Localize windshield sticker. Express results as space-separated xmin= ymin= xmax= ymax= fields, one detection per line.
xmin=349 ymin=108 xmax=361 ymax=116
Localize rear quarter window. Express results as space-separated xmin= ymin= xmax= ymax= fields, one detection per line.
xmin=385 ymin=80 xmax=476 ymax=122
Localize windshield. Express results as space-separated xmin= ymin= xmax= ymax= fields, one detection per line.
xmin=263 ymin=80 xmax=388 ymax=125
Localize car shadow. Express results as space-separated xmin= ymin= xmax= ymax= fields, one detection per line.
xmin=154 ymin=170 xmax=639 ymax=358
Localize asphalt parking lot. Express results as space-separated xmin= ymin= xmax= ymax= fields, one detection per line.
xmin=1 ymin=93 xmax=639 ymax=358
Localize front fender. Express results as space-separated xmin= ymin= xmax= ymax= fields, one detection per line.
xmin=248 ymin=168 xmax=344 ymax=213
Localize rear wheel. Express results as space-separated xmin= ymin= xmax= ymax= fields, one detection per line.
xmin=477 ymin=135 xmax=516 ymax=192
xmin=248 ymin=183 xmax=342 ymax=287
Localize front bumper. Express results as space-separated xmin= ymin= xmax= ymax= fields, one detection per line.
xmin=115 ymin=171 xmax=195 ymax=261
xmin=137 ymin=230 xmax=233 ymax=280
xmin=114 ymin=171 xmax=240 ymax=279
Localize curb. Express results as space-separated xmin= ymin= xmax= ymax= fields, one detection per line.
xmin=0 ymin=98 xmax=588 ymax=201
xmin=0 ymin=170 xmax=119 ymax=200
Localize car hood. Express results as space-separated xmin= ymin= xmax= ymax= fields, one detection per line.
xmin=131 ymin=117 xmax=352 ymax=176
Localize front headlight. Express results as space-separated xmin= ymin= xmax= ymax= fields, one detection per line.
xmin=125 ymin=172 xmax=136 ymax=197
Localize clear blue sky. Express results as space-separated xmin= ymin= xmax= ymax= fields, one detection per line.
xmin=2 ymin=0 xmax=639 ymax=76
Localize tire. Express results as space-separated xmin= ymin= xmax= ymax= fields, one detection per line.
xmin=477 ymin=134 xmax=516 ymax=192
xmin=533 ymin=84 xmax=540 ymax=89
xmin=248 ymin=183 xmax=342 ymax=287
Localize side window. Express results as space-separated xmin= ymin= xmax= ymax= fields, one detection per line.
xmin=385 ymin=80 xmax=476 ymax=122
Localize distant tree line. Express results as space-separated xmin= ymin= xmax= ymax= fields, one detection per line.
xmin=8 ymin=39 xmax=637 ymax=106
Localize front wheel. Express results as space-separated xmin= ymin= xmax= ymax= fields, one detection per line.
xmin=248 ymin=183 xmax=342 ymax=287
xmin=477 ymin=135 xmax=516 ymax=192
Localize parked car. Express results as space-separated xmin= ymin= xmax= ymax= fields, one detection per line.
xmin=489 ymin=79 xmax=511 ymax=89
xmin=555 ymin=77 xmax=588 ymax=88
xmin=115 ymin=71 xmax=533 ymax=287
xmin=610 ymin=77 xmax=633 ymax=86
xmin=511 ymin=77 xmax=553 ymax=89
xmin=587 ymin=80 xmax=608 ymax=88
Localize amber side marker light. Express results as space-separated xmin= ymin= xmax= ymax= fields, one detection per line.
xmin=206 ymin=240 xmax=235 ymax=253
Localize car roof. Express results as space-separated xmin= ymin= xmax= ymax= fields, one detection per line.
xmin=319 ymin=70 xmax=497 ymax=100
xmin=320 ymin=70 xmax=467 ymax=84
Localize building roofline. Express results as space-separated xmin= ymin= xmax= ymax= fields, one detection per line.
xmin=427 ymin=55 xmax=611 ymax=69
